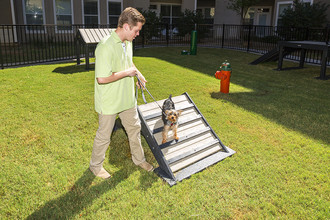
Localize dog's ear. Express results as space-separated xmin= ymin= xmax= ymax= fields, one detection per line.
xmin=177 ymin=110 xmax=183 ymax=116
xmin=165 ymin=110 xmax=170 ymax=115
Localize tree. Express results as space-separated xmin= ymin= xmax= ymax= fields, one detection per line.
xmin=139 ymin=9 xmax=162 ymax=41
xmin=227 ymin=0 xmax=261 ymax=24
xmin=177 ymin=9 xmax=205 ymax=37
xmin=140 ymin=9 xmax=162 ymax=25
xmin=280 ymin=0 xmax=329 ymax=28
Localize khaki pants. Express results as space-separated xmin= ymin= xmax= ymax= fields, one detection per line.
xmin=90 ymin=106 xmax=146 ymax=173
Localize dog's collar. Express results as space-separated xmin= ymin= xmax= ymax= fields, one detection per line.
xmin=167 ymin=121 xmax=177 ymax=126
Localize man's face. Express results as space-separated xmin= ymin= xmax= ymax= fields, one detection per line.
xmin=126 ymin=22 xmax=143 ymax=42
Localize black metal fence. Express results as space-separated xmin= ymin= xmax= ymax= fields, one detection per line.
xmin=0 ymin=24 xmax=329 ymax=69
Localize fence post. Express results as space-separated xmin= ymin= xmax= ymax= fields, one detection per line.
xmin=247 ymin=25 xmax=252 ymax=52
xmin=0 ymin=41 xmax=3 ymax=69
xmin=221 ymin=24 xmax=225 ymax=48
xmin=305 ymin=27 xmax=309 ymax=41
xmin=76 ymin=34 xmax=81 ymax=65
xmin=166 ymin=23 xmax=169 ymax=47
xmin=0 ymin=25 xmax=3 ymax=68
xmin=142 ymin=26 xmax=145 ymax=48
xmin=326 ymin=25 xmax=330 ymax=44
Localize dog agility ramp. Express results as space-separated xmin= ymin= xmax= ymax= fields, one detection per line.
xmin=250 ymin=48 xmax=279 ymax=65
xmin=137 ymin=92 xmax=235 ymax=186
xmin=250 ymin=47 xmax=300 ymax=65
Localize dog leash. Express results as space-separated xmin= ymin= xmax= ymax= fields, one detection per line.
xmin=135 ymin=75 xmax=147 ymax=104
xmin=135 ymin=75 xmax=165 ymax=113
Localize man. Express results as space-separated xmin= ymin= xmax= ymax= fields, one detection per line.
xmin=89 ymin=7 xmax=153 ymax=179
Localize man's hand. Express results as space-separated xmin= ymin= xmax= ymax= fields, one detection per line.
xmin=136 ymin=74 xmax=147 ymax=89
xmin=131 ymin=63 xmax=147 ymax=89
xmin=126 ymin=67 xmax=138 ymax=77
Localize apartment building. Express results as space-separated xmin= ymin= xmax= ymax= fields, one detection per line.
xmin=1 ymin=0 xmax=329 ymax=27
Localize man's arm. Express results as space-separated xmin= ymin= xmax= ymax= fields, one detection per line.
xmin=133 ymin=63 xmax=147 ymax=89
xmin=97 ymin=67 xmax=137 ymax=84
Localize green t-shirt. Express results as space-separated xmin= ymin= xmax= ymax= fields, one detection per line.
xmin=94 ymin=30 xmax=136 ymax=115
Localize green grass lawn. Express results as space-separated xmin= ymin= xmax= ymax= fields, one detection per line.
xmin=0 ymin=47 xmax=329 ymax=219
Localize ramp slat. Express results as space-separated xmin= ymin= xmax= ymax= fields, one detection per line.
xmin=153 ymin=119 xmax=207 ymax=145
xmin=163 ymin=132 xmax=216 ymax=158
xmin=174 ymin=148 xmax=236 ymax=181
xmin=85 ymin=29 xmax=97 ymax=43
xmin=95 ymin=29 xmax=106 ymax=40
xmin=177 ymin=119 xmax=207 ymax=135
xmin=138 ymin=94 xmax=189 ymax=113
xmin=89 ymin=30 xmax=100 ymax=43
xmin=166 ymin=140 xmax=220 ymax=164
xmin=78 ymin=28 xmax=113 ymax=44
xmin=104 ymin=29 xmax=112 ymax=35
xmin=91 ymin=29 xmax=103 ymax=42
xmin=159 ymin=127 xmax=211 ymax=149
xmin=146 ymin=107 xmax=198 ymax=130
xmin=141 ymin=103 xmax=194 ymax=120
xmin=79 ymin=30 xmax=90 ymax=44
xmin=170 ymin=144 xmax=221 ymax=173
xmin=98 ymin=29 xmax=106 ymax=37
xmin=151 ymin=115 xmax=202 ymax=134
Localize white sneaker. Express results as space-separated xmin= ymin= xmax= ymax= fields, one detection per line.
xmin=138 ymin=162 xmax=154 ymax=172
xmin=90 ymin=167 xmax=111 ymax=179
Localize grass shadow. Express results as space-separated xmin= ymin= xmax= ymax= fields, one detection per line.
xmin=211 ymin=90 xmax=330 ymax=144
xmin=134 ymin=47 xmax=330 ymax=144
xmin=27 ymin=123 xmax=157 ymax=219
xmin=110 ymin=119 xmax=159 ymax=187
xmin=27 ymin=168 xmax=109 ymax=219
xmin=52 ymin=64 xmax=94 ymax=74
xmin=27 ymin=166 xmax=155 ymax=219
xmin=274 ymin=66 xmax=304 ymax=71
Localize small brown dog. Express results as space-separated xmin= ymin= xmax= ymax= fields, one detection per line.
xmin=161 ymin=95 xmax=182 ymax=144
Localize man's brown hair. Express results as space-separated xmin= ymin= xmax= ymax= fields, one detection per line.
xmin=118 ymin=7 xmax=145 ymax=28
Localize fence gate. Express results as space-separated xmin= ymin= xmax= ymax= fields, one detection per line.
xmin=138 ymin=92 xmax=235 ymax=186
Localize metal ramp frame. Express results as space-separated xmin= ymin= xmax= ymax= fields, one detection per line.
xmin=137 ymin=92 xmax=235 ymax=186
xmin=250 ymin=47 xmax=299 ymax=65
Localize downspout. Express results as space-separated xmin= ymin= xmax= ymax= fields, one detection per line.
xmin=10 ymin=0 xmax=16 ymax=25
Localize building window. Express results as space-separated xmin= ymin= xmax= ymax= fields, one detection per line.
xmin=276 ymin=2 xmax=292 ymax=26
xmin=160 ymin=4 xmax=181 ymax=25
xmin=149 ymin=4 xmax=157 ymax=10
xmin=84 ymin=0 xmax=98 ymax=26
xmin=244 ymin=7 xmax=255 ymax=25
xmin=244 ymin=7 xmax=271 ymax=26
xmin=55 ymin=0 xmax=73 ymax=30
xmin=24 ymin=0 xmax=44 ymax=30
xmin=108 ymin=0 xmax=122 ymax=26
xmin=204 ymin=8 xmax=215 ymax=19
xmin=197 ymin=7 xmax=215 ymax=24
xmin=302 ymin=0 xmax=312 ymax=5
xmin=275 ymin=0 xmax=312 ymax=26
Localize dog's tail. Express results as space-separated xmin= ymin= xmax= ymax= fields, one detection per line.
xmin=169 ymin=94 xmax=172 ymax=100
